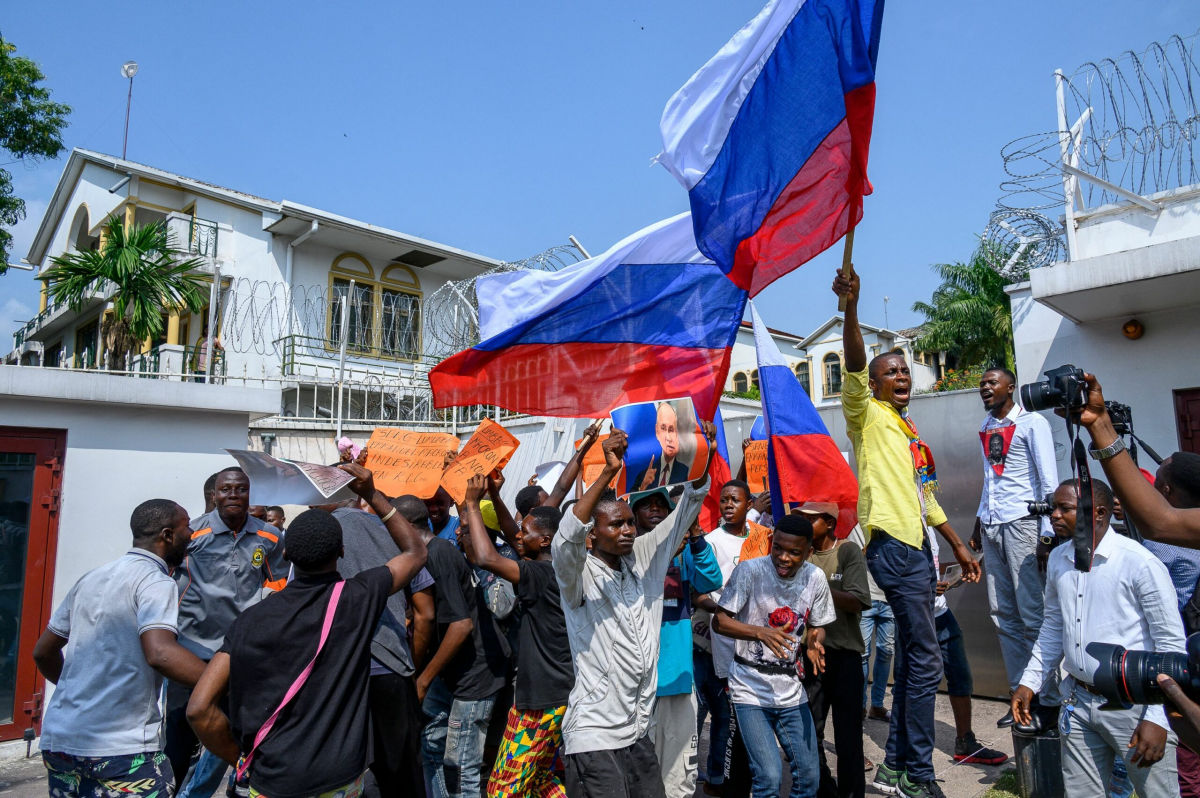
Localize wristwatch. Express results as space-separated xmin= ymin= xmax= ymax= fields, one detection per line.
xmin=1088 ymin=437 xmax=1126 ymax=461
xmin=1039 ymin=534 xmax=1055 ymax=547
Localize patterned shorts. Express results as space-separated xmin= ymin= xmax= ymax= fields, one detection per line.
xmin=488 ymin=704 xmax=567 ymax=798
xmin=43 ymin=750 xmax=173 ymax=798
xmin=248 ymin=772 xmax=365 ymax=798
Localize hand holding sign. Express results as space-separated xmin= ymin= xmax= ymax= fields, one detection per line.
xmin=365 ymin=428 xmax=460 ymax=499
xmin=440 ymin=419 xmax=520 ymax=504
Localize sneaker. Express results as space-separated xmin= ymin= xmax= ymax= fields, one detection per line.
xmin=872 ymin=762 xmax=904 ymax=795
xmin=898 ymin=773 xmax=947 ymax=798
xmin=953 ymin=732 xmax=1010 ymax=765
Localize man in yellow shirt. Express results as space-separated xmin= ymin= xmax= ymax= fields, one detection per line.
xmin=833 ymin=268 xmax=980 ymax=798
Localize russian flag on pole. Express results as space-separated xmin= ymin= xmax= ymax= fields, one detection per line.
xmin=751 ymin=302 xmax=858 ymax=536
xmin=430 ymin=214 xmax=749 ymax=420
xmin=698 ymin=406 xmax=734 ymax=533
xmin=657 ymin=0 xmax=884 ymax=296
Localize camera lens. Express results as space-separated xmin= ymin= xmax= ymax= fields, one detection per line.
xmin=1020 ymin=381 xmax=1056 ymax=412
xmin=1088 ymin=641 xmax=1194 ymax=707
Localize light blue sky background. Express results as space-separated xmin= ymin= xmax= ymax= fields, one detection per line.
xmin=1 ymin=1 xmax=1196 ymax=346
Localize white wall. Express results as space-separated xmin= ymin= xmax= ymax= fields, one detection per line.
xmin=1010 ymin=282 xmax=1200 ymax=468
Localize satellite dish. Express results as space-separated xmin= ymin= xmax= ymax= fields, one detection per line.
xmin=121 ymin=61 xmax=139 ymax=79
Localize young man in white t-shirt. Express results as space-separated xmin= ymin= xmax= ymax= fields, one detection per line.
xmin=712 ymin=514 xmax=836 ymax=798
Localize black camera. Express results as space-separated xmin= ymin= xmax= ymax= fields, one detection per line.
xmin=1020 ymin=364 xmax=1088 ymax=413
xmin=1027 ymin=500 xmax=1054 ymax=517
xmin=1106 ymin=401 xmax=1133 ymax=436
xmin=1086 ymin=634 xmax=1200 ymax=709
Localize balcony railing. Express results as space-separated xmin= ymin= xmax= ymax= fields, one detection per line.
xmin=12 ymin=300 xmax=64 ymax=348
xmin=188 ymin=217 xmax=219 ymax=258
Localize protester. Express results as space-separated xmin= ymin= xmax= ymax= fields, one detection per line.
xmin=459 ymin=476 xmax=573 ymax=798
xmin=166 ymin=467 xmax=288 ymax=791
xmin=552 ymin=424 xmax=713 ymax=797
xmin=201 ymin=472 xmax=218 ymax=516
xmin=328 ymin=493 xmax=436 ymax=796
xmin=248 ymin=505 xmax=267 ymax=521
xmin=426 ymin=487 xmax=461 ymax=543
xmin=186 ymin=463 xmax=428 ymax=797
xmin=517 ymin=419 xmax=605 ymax=518
xmin=395 ymin=493 xmax=510 ymax=798
xmin=833 ymin=267 xmax=980 ymax=798
xmin=629 ymin=486 xmax=723 ymax=798
xmin=1014 ymin=478 xmax=1184 ymax=797
xmin=265 ymin=506 xmax=286 ymax=531
xmin=712 ymin=513 xmax=835 ymax=798
xmin=926 ymin=533 xmax=1008 ymax=767
xmin=32 ymin=499 xmax=207 ymax=797
xmin=797 ymin=503 xmax=871 ymax=798
xmin=696 ymin=478 xmax=772 ymax=797
xmin=972 ymin=367 xmax=1060 ymax=727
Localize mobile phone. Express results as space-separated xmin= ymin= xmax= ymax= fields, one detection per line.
xmin=942 ymin=563 xmax=963 ymax=588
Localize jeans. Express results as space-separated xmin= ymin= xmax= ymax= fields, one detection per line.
xmin=803 ymin=648 xmax=866 ymax=798
xmin=865 ymin=533 xmax=941 ymax=783
xmin=981 ymin=518 xmax=1052 ymax=698
xmin=935 ymin=610 xmax=972 ymax=697
xmin=176 ymin=749 xmax=231 ymax=798
xmin=733 ymin=703 xmax=819 ymax=798
xmin=859 ymin=600 xmax=894 ymax=709
xmin=694 ymin=648 xmax=730 ymax=787
xmin=421 ymin=678 xmax=497 ymax=798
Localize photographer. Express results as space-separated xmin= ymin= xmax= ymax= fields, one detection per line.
xmin=1013 ymin=478 xmax=1185 ymax=797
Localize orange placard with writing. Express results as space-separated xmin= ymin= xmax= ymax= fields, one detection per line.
xmin=365 ymin=428 xmax=461 ymax=499
xmin=744 ymin=440 xmax=770 ymax=493
xmin=576 ymin=433 xmax=618 ymax=489
xmin=440 ymin=419 xmax=521 ymax=503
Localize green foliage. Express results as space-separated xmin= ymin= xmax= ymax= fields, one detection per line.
xmin=0 ymin=34 xmax=70 ymax=271
xmin=922 ymin=364 xmax=987 ymax=394
xmin=41 ymin=218 xmax=208 ymax=369
xmin=723 ymin=387 xmax=761 ymax=401
xmin=911 ymin=240 xmax=1016 ymax=373
xmin=981 ymin=770 xmax=1020 ymax=798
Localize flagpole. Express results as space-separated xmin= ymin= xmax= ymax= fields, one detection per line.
xmin=837 ymin=226 xmax=856 ymax=312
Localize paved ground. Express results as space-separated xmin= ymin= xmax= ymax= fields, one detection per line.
xmin=0 ymin=695 xmax=1018 ymax=798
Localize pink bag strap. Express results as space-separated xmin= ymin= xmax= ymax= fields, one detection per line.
xmin=236 ymin=581 xmax=344 ymax=783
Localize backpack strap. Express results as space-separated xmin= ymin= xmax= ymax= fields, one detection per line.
xmin=236 ymin=581 xmax=344 ymax=783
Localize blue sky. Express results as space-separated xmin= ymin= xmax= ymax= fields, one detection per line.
xmin=2 ymin=1 xmax=1197 ymax=345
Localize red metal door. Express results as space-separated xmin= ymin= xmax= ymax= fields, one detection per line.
xmin=1177 ymin=388 xmax=1200 ymax=455
xmin=0 ymin=427 xmax=65 ymax=742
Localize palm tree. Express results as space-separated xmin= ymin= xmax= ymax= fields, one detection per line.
xmin=910 ymin=241 xmax=1016 ymax=372
xmin=41 ymin=217 xmax=208 ymax=370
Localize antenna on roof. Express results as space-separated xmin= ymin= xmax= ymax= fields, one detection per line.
xmin=120 ymin=61 xmax=138 ymax=160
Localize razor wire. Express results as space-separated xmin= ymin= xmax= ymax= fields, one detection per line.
xmin=983 ymin=30 xmax=1200 ymax=278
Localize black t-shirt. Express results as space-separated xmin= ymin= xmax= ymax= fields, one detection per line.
xmin=221 ymin=567 xmax=392 ymax=798
xmin=515 ymin=559 xmax=574 ymax=710
xmin=425 ymin=537 xmax=510 ymax=700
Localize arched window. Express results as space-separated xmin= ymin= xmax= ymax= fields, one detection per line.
xmin=327 ymin=254 xmax=423 ymax=360
xmin=733 ymin=372 xmax=748 ymax=393
xmin=823 ymin=353 xmax=842 ymax=397
xmin=795 ymin=361 xmax=810 ymax=395
xmin=750 ymin=369 xmax=759 ymax=390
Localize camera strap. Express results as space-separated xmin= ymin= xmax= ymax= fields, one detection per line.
xmin=1067 ymin=416 xmax=1097 ymax=572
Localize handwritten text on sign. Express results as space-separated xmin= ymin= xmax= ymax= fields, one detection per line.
xmin=366 ymin=429 xmax=461 ymax=499
xmin=744 ymin=440 xmax=770 ymax=492
xmin=440 ymin=419 xmax=521 ymax=503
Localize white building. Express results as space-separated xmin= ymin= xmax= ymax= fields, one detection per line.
xmin=724 ymin=316 xmax=948 ymax=408
xmin=7 ymin=149 xmax=530 ymax=463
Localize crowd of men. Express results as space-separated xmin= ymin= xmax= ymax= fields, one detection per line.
xmin=28 ymin=271 xmax=1200 ymax=798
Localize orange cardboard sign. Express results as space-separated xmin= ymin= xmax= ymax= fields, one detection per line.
xmin=744 ymin=440 xmax=770 ymax=493
xmin=576 ymin=433 xmax=618 ymax=489
xmin=440 ymin=419 xmax=521 ymax=503
xmin=365 ymin=428 xmax=460 ymax=500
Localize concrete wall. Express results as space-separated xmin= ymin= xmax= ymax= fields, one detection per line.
xmin=1010 ymin=282 xmax=1200 ymax=464
xmin=0 ymin=367 xmax=279 ymax=608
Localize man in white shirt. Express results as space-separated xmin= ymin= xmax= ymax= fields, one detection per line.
xmin=975 ymin=367 xmax=1060 ymax=723
xmin=1014 ymin=478 xmax=1184 ymax=798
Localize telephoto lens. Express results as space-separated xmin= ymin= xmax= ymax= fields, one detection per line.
xmin=1086 ymin=633 xmax=1200 ymax=709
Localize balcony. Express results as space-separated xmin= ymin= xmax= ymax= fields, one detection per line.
xmin=165 ymin=213 xmax=222 ymax=272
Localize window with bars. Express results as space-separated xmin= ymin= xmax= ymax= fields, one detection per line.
xmin=823 ymin=353 xmax=842 ymax=396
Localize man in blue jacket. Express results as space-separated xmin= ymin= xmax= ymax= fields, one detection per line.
xmin=633 ymin=487 xmax=724 ymax=798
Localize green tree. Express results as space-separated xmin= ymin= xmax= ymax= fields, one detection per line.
xmin=911 ymin=241 xmax=1016 ymax=372
xmin=0 ymin=34 xmax=70 ymax=272
xmin=41 ymin=218 xmax=208 ymax=369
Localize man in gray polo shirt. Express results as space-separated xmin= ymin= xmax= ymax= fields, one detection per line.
xmin=166 ymin=466 xmax=286 ymax=790
xmin=331 ymin=498 xmax=436 ymax=796
xmin=33 ymin=499 xmax=208 ymax=796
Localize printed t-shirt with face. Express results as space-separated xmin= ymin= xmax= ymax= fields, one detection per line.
xmin=717 ymin=557 xmax=836 ymax=708
xmin=424 ymin=536 xmax=510 ymax=700
xmin=702 ymin=523 xmax=771 ymax=678
xmin=514 ymin=559 xmax=574 ymax=710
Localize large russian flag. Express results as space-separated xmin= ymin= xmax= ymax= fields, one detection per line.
xmin=657 ymin=0 xmax=884 ymax=296
xmin=751 ymin=302 xmax=858 ymax=536
xmin=430 ymin=214 xmax=749 ymax=420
